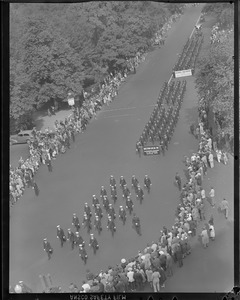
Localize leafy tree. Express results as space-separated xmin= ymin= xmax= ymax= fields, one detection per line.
xmin=195 ymin=30 xmax=234 ymax=138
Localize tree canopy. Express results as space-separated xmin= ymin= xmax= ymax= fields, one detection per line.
xmin=10 ymin=2 xmax=185 ymax=132
xmin=195 ymin=29 xmax=234 ymax=139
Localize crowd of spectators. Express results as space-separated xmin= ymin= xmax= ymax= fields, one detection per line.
xmin=210 ymin=22 xmax=233 ymax=44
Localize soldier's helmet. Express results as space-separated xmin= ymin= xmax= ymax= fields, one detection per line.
xmin=85 ymin=203 xmax=88 ymax=206
xmin=95 ymin=215 xmax=99 ymax=219
xmin=109 ymin=203 xmax=112 ymax=207
xmin=101 ymin=186 xmax=104 ymax=189
xmin=120 ymin=176 xmax=123 ymax=178
xmin=43 ymin=238 xmax=47 ymax=241
xmin=73 ymin=213 xmax=76 ymax=216
xmin=96 ymin=203 xmax=100 ymax=207
xmin=90 ymin=233 xmax=94 ymax=237
xmin=93 ymin=195 xmax=96 ymax=198
xmin=110 ymin=175 xmax=113 ymax=178
xmin=79 ymin=244 xmax=83 ymax=248
xmin=132 ymin=175 xmax=135 ymax=177
xmin=68 ymin=228 xmax=71 ymax=232
xmin=120 ymin=206 xmax=123 ymax=209
xmin=76 ymin=232 xmax=79 ymax=236
xmin=57 ymin=225 xmax=60 ymax=228
xmin=145 ymin=175 xmax=148 ymax=177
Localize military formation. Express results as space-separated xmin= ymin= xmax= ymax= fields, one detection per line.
xmin=43 ymin=175 xmax=152 ymax=264
xmin=136 ymin=80 xmax=187 ymax=156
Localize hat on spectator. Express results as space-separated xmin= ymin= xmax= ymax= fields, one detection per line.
xmin=14 ymin=285 xmax=22 ymax=293
xmin=121 ymin=258 xmax=126 ymax=264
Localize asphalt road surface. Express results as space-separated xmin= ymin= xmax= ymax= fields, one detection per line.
xmin=10 ymin=4 xmax=233 ymax=293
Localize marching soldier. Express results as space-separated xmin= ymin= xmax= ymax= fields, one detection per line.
xmin=82 ymin=213 xmax=92 ymax=234
xmin=94 ymin=203 xmax=103 ymax=219
xmin=131 ymin=175 xmax=139 ymax=191
xmin=110 ymin=175 xmax=117 ymax=190
xmin=110 ymin=186 xmax=117 ymax=203
xmin=108 ymin=204 xmax=116 ymax=219
xmin=126 ymin=196 xmax=134 ymax=215
xmin=92 ymin=195 xmax=100 ymax=208
xmin=79 ymin=244 xmax=88 ymax=265
xmin=136 ymin=185 xmax=144 ymax=204
xmin=107 ymin=215 xmax=116 ymax=237
xmin=132 ymin=214 xmax=142 ymax=236
xmin=72 ymin=213 xmax=80 ymax=232
xmin=94 ymin=215 xmax=103 ymax=235
xmin=102 ymin=195 xmax=110 ymax=213
xmin=136 ymin=142 xmax=141 ymax=157
xmin=74 ymin=231 xmax=85 ymax=247
xmin=119 ymin=176 xmax=127 ymax=190
xmin=57 ymin=225 xmax=66 ymax=248
xmin=84 ymin=203 xmax=92 ymax=219
xmin=144 ymin=175 xmax=152 ymax=193
xmin=119 ymin=206 xmax=127 ymax=225
xmin=67 ymin=228 xmax=75 ymax=250
xmin=100 ymin=186 xmax=107 ymax=199
xmin=43 ymin=238 xmax=53 ymax=260
xmin=122 ymin=185 xmax=131 ymax=200
xmin=89 ymin=234 xmax=99 ymax=255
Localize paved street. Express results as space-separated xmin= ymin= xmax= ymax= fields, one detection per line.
xmin=10 ymin=4 xmax=233 ymax=293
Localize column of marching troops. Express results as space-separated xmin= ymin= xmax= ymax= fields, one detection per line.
xmin=43 ymin=175 xmax=152 ymax=265
xmin=136 ymin=80 xmax=187 ymax=156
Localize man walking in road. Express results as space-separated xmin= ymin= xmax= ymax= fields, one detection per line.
xmin=175 ymin=172 xmax=182 ymax=191
xmin=220 ymin=198 xmax=229 ymax=219
xmin=209 ymin=187 xmax=215 ymax=207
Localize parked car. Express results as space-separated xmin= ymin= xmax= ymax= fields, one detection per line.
xmin=10 ymin=130 xmax=33 ymax=145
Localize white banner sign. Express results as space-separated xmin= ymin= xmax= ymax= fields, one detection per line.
xmin=174 ymin=69 xmax=192 ymax=78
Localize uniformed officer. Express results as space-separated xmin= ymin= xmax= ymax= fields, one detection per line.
xmin=92 ymin=195 xmax=100 ymax=208
xmin=126 ymin=196 xmax=134 ymax=215
xmin=131 ymin=175 xmax=139 ymax=192
xmin=119 ymin=176 xmax=127 ymax=190
xmin=75 ymin=231 xmax=85 ymax=247
xmin=82 ymin=213 xmax=92 ymax=234
xmin=43 ymin=238 xmax=53 ymax=260
xmin=94 ymin=204 xmax=103 ymax=219
xmin=89 ymin=234 xmax=99 ymax=255
xmin=122 ymin=185 xmax=131 ymax=200
xmin=119 ymin=206 xmax=127 ymax=225
xmin=132 ymin=214 xmax=142 ymax=236
xmin=144 ymin=175 xmax=152 ymax=193
xmin=110 ymin=186 xmax=117 ymax=203
xmin=79 ymin=244 xmax=88 ymax=265
xmin=175 ymin=172 xmax=182 ymax=191
xmin=84 ymin=203 xmax=92 ymax=219
xmin=136 ymin=142 xmax=141 ymax=157
xmin=100 ymin=186 xmax=107 ymax=199
xmin=108 ymin=204 xmax=116 ymax=219
xmin=32 ymin=181 xmax=39 ymax=196
xmin=102 ymin=195 xmax=110 ymax=213
xmin=107 ymin=215 xmax=116 ymax=237
xmin=57 ymin=225 xmax=66 ymax=247
xmin=67 ymin=228 xmax=75 ymax=250
xmin=136 ymin=186 xmax=144 ymax=204
xmin=72 ymin=213 xmax=80 ymax=232
xmin=94 ymin=215 xmax=103 ymax=235
xmin=110 ymin=175 xmax=116 ymax=190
